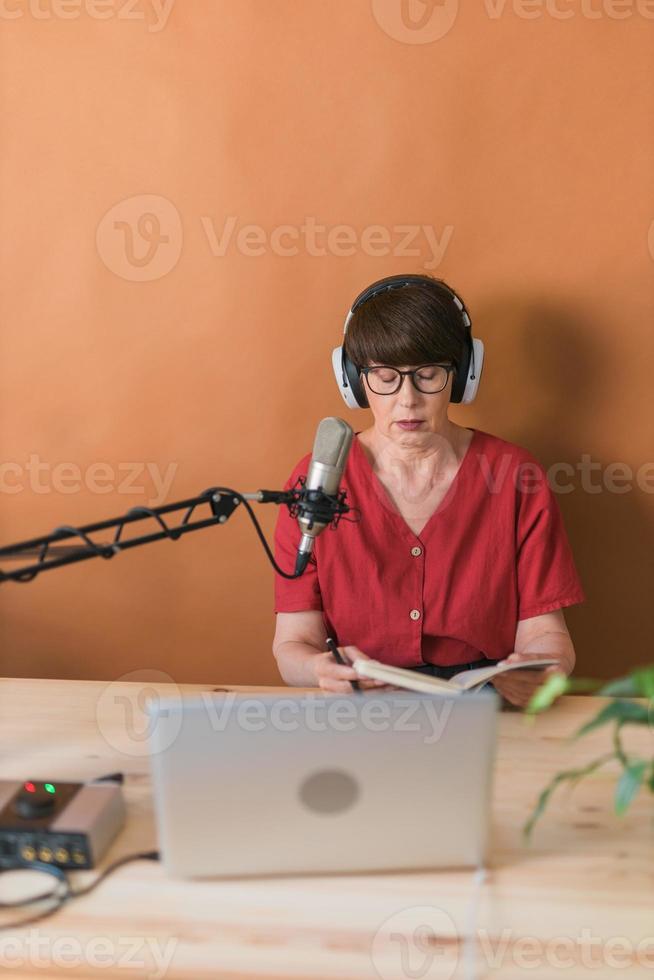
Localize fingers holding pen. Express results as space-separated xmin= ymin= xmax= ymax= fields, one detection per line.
xmin=316 ymin=642 xmax=388 ymax=694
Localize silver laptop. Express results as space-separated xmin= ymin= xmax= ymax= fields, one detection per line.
xmin=148 ymin=690 xmax=498 ymax=878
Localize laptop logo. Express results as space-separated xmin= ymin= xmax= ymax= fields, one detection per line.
xmin=298 ymin=769 xmax=360 ymax=815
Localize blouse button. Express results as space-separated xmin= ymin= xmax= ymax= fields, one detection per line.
xmin=411 ymin=546 xmax=422 ymax=557
xmin=409 ymin=609 xmax=421 ymax=621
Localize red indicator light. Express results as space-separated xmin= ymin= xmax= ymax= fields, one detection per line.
xmin=24 ymin=782 xmax=36 ymax=793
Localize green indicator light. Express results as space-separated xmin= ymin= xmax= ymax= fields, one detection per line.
xmin=44 ymin=783 xmax=56 ymax=794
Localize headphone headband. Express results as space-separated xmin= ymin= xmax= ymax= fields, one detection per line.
xmin=344 ymin=274 xmax=472 ymax=334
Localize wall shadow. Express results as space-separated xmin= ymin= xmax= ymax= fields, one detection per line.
xmin=464 ymin=294 xmax=654 ymax=682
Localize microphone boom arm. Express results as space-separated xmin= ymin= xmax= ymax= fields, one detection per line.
xmin=0 ymin=483 xmax=351 ymax=585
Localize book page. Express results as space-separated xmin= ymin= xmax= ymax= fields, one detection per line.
xmin=451 ymin=658 xmax=560 ymax=691
xmin=353 ymin=659 xmax=461 ymax=695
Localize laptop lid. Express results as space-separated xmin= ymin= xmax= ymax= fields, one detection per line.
xmin=148 ymin=690 xmax=498 ymax=878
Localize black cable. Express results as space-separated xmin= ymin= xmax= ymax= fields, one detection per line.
xmin=92 ymin=772 xmax=124 ymax=784
xmin=0 ymin=861 xmax=69 ymax=909
xmin=0 ymin=851 xmax=159 ymax=930
xmin=200 ymin=485 xmax=355 ymax=580
xmin=68 ymin=849 xmax=159 ymax=899
xmin=232 ymin=490 xmax=303 ymax=580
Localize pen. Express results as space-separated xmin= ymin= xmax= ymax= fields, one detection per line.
xmin=325 ymin=636 xmax=361 ymax=692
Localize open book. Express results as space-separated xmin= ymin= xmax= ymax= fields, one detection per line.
xmin=353 ymin=657 xmax=560 ymax=696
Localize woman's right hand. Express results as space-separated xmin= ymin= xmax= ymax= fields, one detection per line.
xmin=314 ymin=645 xmax=394 ymax=694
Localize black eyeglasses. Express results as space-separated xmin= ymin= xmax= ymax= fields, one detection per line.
xmin=360 ymin=363 xmax=456 ymax=396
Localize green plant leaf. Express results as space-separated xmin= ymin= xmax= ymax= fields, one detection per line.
xmin=525 ymin=673 xmax=569 ymax=714
xmin=599 ymin=676 xmax=639 ymax=696
xmin=565 ymin=678 xmax=605 ymax=694
xmin=526 ymin=664 xmax=654 ymax=840
xmin=615 ymin=760 xmax=647 ymax=815
xmin=573 ymin=700 xmax=650 ymax=740
xmin=600 ymin=666 xmax=654 ymax=698
xmin=598 ymin=665 xmax=654 ymax=698
xmin=546 ymin=676 xmax=602 ymax=696
xmin=523 ymin=752 xmax=615 ymax=839
xmin=632 ymin=666 xmax=654 ymax=699
xmin=525 ymin=675 xmax=603 ymax=718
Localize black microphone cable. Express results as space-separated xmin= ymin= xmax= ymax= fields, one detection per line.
xmin=0 ymin=851 xmax=160 ymax=930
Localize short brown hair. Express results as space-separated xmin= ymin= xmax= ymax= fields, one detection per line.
xmin=343 ymin=276 xmax=467 ymax=370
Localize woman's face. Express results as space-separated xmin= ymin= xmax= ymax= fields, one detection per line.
xmin=362 ymin=363 xmax=454 ymax=446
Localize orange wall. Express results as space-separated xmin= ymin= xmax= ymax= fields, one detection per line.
xmin=1 ymin=1 xmax=652 ymax=684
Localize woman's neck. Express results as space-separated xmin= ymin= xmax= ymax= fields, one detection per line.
xmin=358 ymin=421 xmax=472 ymax=474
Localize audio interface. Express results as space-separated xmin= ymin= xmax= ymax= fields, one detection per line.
xmin=0 ymin=779 xmax=126 ymax=870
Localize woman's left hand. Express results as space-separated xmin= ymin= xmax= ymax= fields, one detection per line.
xmin=489 ymin=651 xmax=569 ymax=709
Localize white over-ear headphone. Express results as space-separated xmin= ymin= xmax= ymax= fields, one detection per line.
xmin=332 ymin=274 xmax=484 ymax=409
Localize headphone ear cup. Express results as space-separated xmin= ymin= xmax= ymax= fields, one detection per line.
xmin=451 ymin=336 xmax=484 ymax=404
xmin=460 ymin=338 xmax=484 ymax=404
xmin=331 ymin=346 xmax=369 ymax=409
xmin=449 ymin=339 xmax=470 ymax=404
xmin=344 ymin=350 xmax=369 ymax=408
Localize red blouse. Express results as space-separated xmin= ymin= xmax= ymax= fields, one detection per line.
xmin=273 ymin=428 xmax=586 ymax=668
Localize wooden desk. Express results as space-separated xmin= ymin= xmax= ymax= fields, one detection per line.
xmin=0 ymin=678 xmax=652 ymax=979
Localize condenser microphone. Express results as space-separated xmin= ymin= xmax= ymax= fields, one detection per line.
xmin=295 ymin=417 xmax=354 ymax=575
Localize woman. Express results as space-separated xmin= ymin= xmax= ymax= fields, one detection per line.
xmin=272 ymin=274 xmax=585 ymax=708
